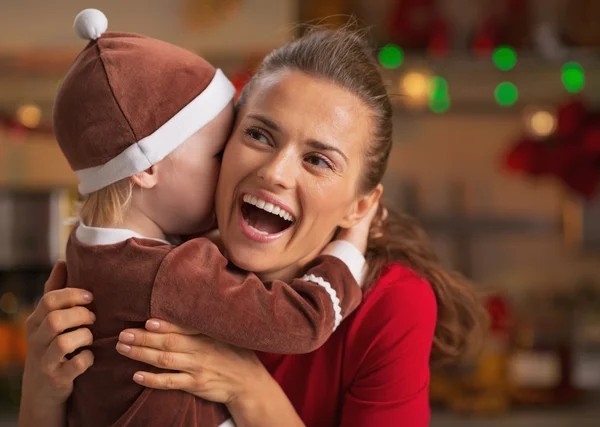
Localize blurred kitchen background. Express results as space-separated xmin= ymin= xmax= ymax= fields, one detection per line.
xmin=1 ymin=0 xmax=600 ymax=425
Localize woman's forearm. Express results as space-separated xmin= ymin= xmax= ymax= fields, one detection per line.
xmin=18 ymin=390 xmax=65 ymax=427
xmin=227 ymin=375 xmax=305 ymax=427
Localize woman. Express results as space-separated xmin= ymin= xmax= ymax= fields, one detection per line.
xmin=19 ymin=28 xmax=483 ymax=426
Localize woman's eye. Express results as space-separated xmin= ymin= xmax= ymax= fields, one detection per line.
xmin=305 ymin=155 xmax=332 ymax=169
xmin=245 ymin=128 xmax=270 ymax=145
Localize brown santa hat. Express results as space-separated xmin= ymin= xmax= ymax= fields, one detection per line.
xmin=54 ymin=9 xmax=235 ymax=195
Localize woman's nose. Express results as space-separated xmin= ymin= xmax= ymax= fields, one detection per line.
xmin=256 ymin=150 xmax=297 ymax=189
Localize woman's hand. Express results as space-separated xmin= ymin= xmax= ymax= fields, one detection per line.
xmin=19 ymin=261 xmax=96 ymax=427
xmin=116 ymin=320 xmax=306 ymax=427
xmin=116 ymin=320 xmax=268 ymax=405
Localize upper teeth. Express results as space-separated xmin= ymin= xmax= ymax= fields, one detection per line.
xmin=243 ymin=195 xmax=294 ymax=222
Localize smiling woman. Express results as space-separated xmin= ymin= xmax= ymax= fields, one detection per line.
xmin=216 ymin=70 xmax=375 ymax=281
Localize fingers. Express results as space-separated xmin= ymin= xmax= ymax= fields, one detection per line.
xmin=119 ymin=329 xmax=198 ymax=353
xmin=44 ymin=261 xmax=68 ymax=294
xmin=144 ymin=319 xmax=199 ymax=335
xmin=44 ymin=327 xmax=93 ymax=367
xmin=368 ymin=201 xmax=380 ymax=217
xmin=369 ymin=203 xmax=388 ymax=240
xmin=27 ymin=288 xmax=93 ymax=331
xmin=357 ymin=202 xmax=380 ymax=230
xmin=115 ymin=343 xmax=194 ymax=372
xmin=57 ymin=349 xmax=94 ymax=384
xmin=381 ymin=206 xmax=389 ymax=222
xmin=35 ymin=306 xmax=95 ymax=347
xmin=132 ymin=371 xmax=195 ymax=392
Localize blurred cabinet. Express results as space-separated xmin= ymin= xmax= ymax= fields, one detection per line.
xmin=0 ymin=188 xmax=77 ymax=268
xmin=0 ymin=137 xmax=77 ymax=189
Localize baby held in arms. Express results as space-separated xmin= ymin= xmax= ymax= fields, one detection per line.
xmin=53 ymin=9 xmax=372 ymax=427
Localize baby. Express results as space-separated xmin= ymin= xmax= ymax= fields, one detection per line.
xmin=54 ymin=9 xmax=369 ymax=427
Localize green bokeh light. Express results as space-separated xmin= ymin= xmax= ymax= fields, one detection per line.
xmin=429 ymin=96 xmax=451 ymax=113
xmin=492 ymin=46 xmax=517 ymax=71
xmin=378 ymin=44 xmax=404 ymax=69
xmin=428 ymin=76 xmax=450 ymax=113
xmin=494 ymin=82 xmax=518 ymax=106
xmin=561 ymin=62 xmax=585 ymax=93
xmin=429 ymin=76 xmax=448 ymax=95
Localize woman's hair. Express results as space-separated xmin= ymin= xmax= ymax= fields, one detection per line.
xmin=238 ymin=27 xmax=486 ymax=364
xmin=78 ymin=179 xmax=134 ymax=227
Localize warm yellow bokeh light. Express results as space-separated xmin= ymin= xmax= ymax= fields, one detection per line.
xmin=16 ymin=104 xmax=42 ymax=129
xmin=401 ymin=72 xmax=429 ymax=100
xmin=529 ymin=110 xmax=556 ymax=138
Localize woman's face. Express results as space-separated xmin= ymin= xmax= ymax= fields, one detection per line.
xmin=216 ymin=70 xmax=375 ymax=280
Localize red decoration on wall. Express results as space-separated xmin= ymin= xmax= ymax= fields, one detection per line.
xmin=494 ymin=0 xmax=530 ymax=48
xmin=388 ymin=0 xmax=438 ymax=49
xmin=485 ymin=294 xmax=511 ymax=336
xmin=427 ymin=19 xmax=449 ymax=58
xmin=555 ymin=98 xmax=587 ymax=139
xmin=472 ymin=19 xmax=496 ymax=57
xmin=503 ymin=98 xmax=600 ymax=198
xmin=0 ymin=114 xmax=54 ymax=141
xmin=230 ymin=69 xmax=253 ymax=101
xmin=228 ymin=55 xmax=263 ymax=101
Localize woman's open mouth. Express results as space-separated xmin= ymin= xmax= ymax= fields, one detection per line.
xmin=239 ymin=194 xmax=295 ymax=241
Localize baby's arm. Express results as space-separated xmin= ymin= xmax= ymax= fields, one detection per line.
xmin=150 ymin=237 xmax=364 ymax=354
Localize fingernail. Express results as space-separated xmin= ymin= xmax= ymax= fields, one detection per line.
xmin=83 ymin=292 xmax=93 ymax=302
xmin=146 ymin=320 xmax=160 ymax=331
xmin=119 ymin=332 xmax=135 ymax=344
xmin=116 ymin=343 xmax=131 ymax=353
xmin=133 ymin=373 xmax=145 ymax=383
xmin=90 ymin=312 xmax=96 ymax=322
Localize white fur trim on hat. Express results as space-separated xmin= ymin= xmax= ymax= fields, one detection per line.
xmin=75 ymin=69 xmax=235 ymax=195
xmin=74 ymin=9 xmax=108 ymax=41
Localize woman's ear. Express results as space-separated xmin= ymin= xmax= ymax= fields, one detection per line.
xmin=130 ymin=165 xmax=159 ymax=189
xmin=339 ymin=183 xmax=383 ymax=228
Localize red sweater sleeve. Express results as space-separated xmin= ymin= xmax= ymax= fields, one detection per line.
xmin=339 ymin=273 xmax=437 ymax=427
xmin=150 ymin=238 xmax=362 ymax=354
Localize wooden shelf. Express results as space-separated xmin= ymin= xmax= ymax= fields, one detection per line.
xmin=0 ymin=137 xmax=77 ymax=189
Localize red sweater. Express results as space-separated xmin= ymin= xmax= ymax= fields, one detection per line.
xmin=258 ymin=263 xmax=437 ymax=427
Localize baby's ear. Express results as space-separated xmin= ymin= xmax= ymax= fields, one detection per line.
xmin=130 ymin=165 xmax=158 ymax=189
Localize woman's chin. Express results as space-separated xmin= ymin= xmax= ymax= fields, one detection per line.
xmin=226 ymin=248 xmax=268 ymax=273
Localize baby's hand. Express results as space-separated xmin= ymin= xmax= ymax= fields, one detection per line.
xmin=337 ymin=202 xmax=382 ymax=254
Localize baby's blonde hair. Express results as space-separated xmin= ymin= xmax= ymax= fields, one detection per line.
xmin=78 ymin=179 xmax=134 ymax=227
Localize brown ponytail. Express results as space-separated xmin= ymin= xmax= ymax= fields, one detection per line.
xmin=364 ymin=205 xmax=486 ymax=364
xmin=239 ymin=26 xmax=486 ymax=364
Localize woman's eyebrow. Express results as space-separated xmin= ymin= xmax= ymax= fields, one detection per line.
xmin=308 ymin=140 xmax=348 ymax=162
xmin=247 ymin=114 xmax=280 ymax=132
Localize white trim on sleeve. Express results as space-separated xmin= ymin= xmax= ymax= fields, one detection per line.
xmin=321 ymin=240 xmax=366 ymax=286
xmin=218 ymin=418 xmax=236 ymax=427
xmin=301 ymin=273 xmax=342 ymax=331
xmin=75 ymin=69 xmax=235 ymax=195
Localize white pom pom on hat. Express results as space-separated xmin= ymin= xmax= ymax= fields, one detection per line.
xmin=73 ymin=9 xmax=108 ymax=41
